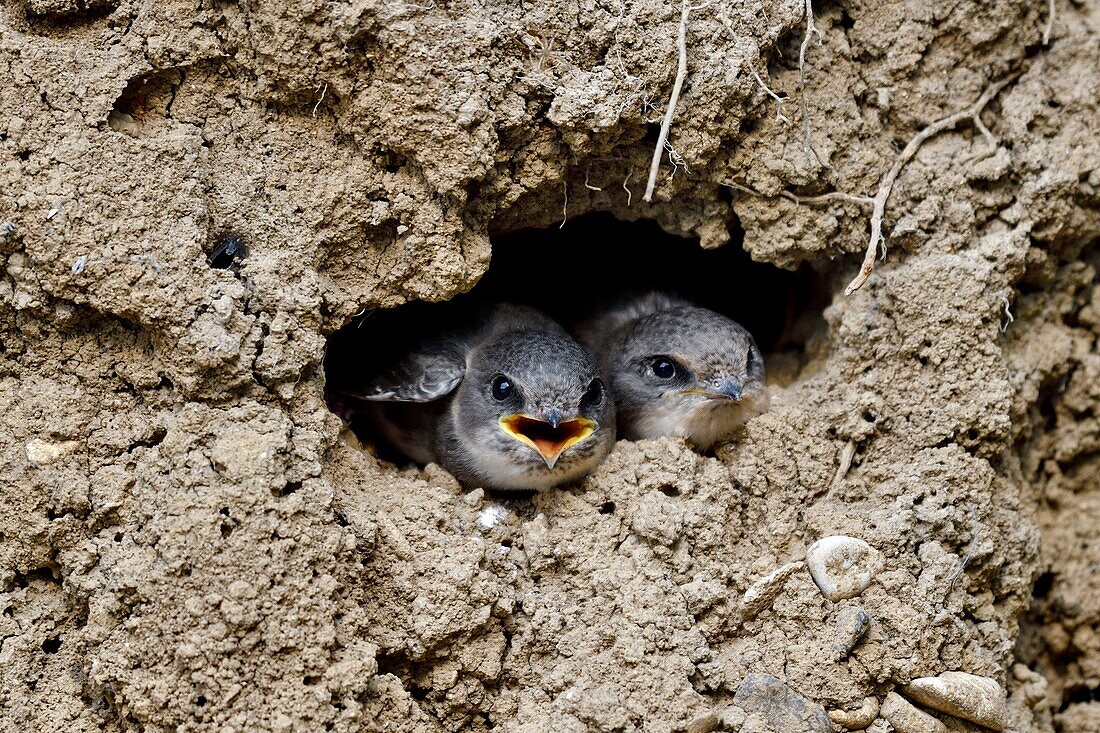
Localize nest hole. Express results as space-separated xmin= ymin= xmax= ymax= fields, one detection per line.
xmin=325 ymin=213 xmax=832 ymax=453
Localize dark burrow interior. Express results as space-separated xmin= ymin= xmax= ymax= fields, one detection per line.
xmin=324 ymin=212 xmax=834 ymax=453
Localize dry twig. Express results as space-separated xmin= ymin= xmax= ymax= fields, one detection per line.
xmin=644 ymin=0 xmax=692 ymax=202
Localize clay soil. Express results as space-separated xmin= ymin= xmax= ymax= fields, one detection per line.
xmin=1 ymin=0 xmax=1099 ymax=731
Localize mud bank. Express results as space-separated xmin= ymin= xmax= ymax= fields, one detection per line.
xmin=1 ymin=1 xmax=1098 ymax=731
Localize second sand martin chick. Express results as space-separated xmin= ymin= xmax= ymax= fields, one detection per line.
xmin=576 ymin=293 xmax=767 ymax=450
xmin=353 ymin=303 xmax=615 ymax=491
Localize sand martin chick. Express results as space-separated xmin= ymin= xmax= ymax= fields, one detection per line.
xmin=353 ymin=304 xmax=615 ymax=491
xmin=576 ymin=293 xmax=767 ymax=450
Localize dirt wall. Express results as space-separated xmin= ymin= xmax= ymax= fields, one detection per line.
xmin=1 ymin=0 xmax=1098 ymax=731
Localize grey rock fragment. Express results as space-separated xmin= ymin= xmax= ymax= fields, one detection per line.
xmin=883 ymin=691 xmax=947 ymax=733
xmin=832 ymin=606 xmax=871 ymax=660
xmin=733 ymin=673 xmax=832 ymax=733
xmin=904 ymin=671 xmax=1009 ymax=731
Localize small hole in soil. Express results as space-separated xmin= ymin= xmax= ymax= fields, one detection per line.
xmin=325 ymin=213 xmax=833 ymax=471
xmin=276 ymin=481 xmax=302 ymax=497
xmin=1032 ymin=571 xmax=1055 ymax=599
xmin=41 ymin=636 xmax=62 ymax=653
xmin=659 ymin=485 xmax=681 ymax=497
xmin=196 ymin=695 xmax=207 ymax=707
xmin=599 ymin=501 xmax=616 ymax=514
xmin=207 ymin=234 xmax=248 ymax=270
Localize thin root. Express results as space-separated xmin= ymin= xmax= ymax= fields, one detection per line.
xmin=312 ymin=82 xmax=328 ymax=117
xmin=1000 ymin=294 xmax=1015 ymax=333
xmin=560 ymin=179 xmax=569 ymax=229
xmin=843 ymin=74 xmax=1018 ymax=295
xmin=750 ymin=67 xmax=791 ymax=125
xmin=723 ymin=181 xmax=871 ymax=208
xmin=946 ymin=507 xmax=980 ymax=593
xmin=725 ymin=75 xmax=1017 ymax=296
xmin=643 ymin=0 xmax=692 ymax=203
xmin=623 ymin=167 xmax=634 ymax=206
xmin=831 ymin=441 xmax=856 ymax=489
xmin=798 ymin=0 xmax=824 ymax=167
xmin=1044 ymin=0 xmax=1055 ymax=45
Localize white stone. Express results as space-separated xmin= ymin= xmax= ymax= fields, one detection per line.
xmin=25 ymin=438 xmax=81 ymax=466
xmin=739 ymin=561 xmax=804 ymax=619
xmin=904 ymin=671 xmax=1008 ymax=731
xmin=805 ymin=535 xmax=883 ymax=602
xmin=477 ymin=504 xmax=508 ymax=530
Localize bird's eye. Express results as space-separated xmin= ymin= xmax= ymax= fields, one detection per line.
xmin=580 ymin=378 xmax=604 ymax=409
xmin=491 ymin=375 xmax=513 ymax=401
xmin=650 ymin=357 xmax=677 ymax=380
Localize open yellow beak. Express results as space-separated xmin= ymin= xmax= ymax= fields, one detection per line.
xmin=499 ymin=414 xmax=595 ymax=468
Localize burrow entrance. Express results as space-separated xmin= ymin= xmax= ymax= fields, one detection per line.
xmin=325 ymin=213 xmax=834 ymax=448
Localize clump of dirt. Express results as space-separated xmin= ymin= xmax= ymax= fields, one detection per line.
xmin=1 ymin=0 xmax=1098 ymax=731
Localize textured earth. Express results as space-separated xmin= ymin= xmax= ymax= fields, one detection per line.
xmin=1 ymin=0 xmax=1098 ymax=731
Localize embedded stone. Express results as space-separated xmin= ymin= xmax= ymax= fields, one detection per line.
xmin=733 ymin=673 xmax=832 ymax=733
xmin=832 ymin=606 xmax=871 ymax=660
xmin=827 ymin=696 xmax=880 ymax=729
xmin=882 ymin=691 xmax=947 ymax=733
xmin=904 ymin=671 xmax=1009 ymax=731
xmin=805 ymin=535 xmax=883 ymax=602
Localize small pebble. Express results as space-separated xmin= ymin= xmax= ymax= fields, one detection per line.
xmin=903 ymin=671 xmax=1008 ymax=731
xmin=2 ymin=222 xmax=14 ymax=233
xmin=882 ymin=692 xmax=946 ymax=733
xmin=832 ymin=607 xmax=871 ymax=660
xmin=682 ymin=710 xmax=718 ymax=733
xmin=805 ymin=535 xmax=883 ymax=602
xmin=47 ymin=207 xmax=58 ymax=219
xmin=71 ymin=256 xmax=86 ymax=275
xmin=733 ymin=673 xmax=832 ymax=733
xmin=740 ymin=561 xmax=804 ymax=620
xmin=25 ymin=438 xmax=81 ymax=466
xmin=828 ymin=696 xmax=879 ymax=730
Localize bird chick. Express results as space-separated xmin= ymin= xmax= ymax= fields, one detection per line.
xmin=352 ymin=304 xmax=615 ymax=492
xmin=576 ymin=293 xmax=767 ymax=450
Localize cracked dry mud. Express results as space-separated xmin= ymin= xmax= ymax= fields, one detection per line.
xmin=2 ymin=0 xmax=1099 ymax=732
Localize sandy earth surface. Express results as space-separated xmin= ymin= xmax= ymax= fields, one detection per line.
xmin=1 ymin=0 xmax=1099 ymax=731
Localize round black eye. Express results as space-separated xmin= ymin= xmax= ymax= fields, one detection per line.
xmin=581 ymin=378 xmax=604 ymax=409
xmin=650 ymin=357 xmax=677 ymax=380
xmin=491 ymin=375 xmax=513 ymax=401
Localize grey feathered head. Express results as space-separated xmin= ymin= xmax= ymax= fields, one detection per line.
xmin=446 ymin=329 xmax=616 ymax=489
xmin=602 ymin=303 xmax=767 ymax=449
